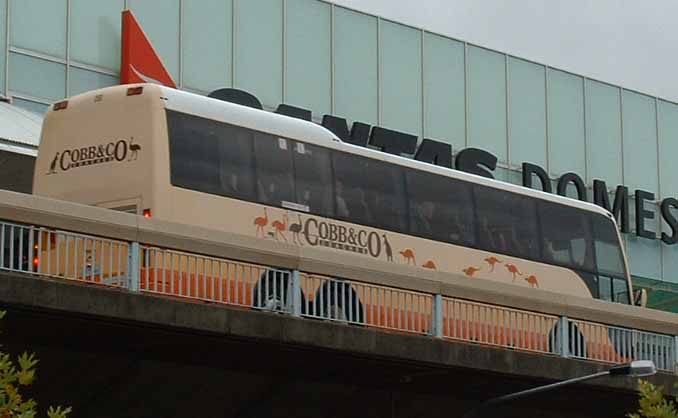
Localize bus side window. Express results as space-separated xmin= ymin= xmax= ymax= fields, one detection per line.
xmin=363 ymin=160 xmax=407 ymax=233
xmin=293 ymin=141 xmax=333 ymax=216
xmin=474 ymin=186 xmax=538 ymax=259
xmin=538 ymin=202 xmax=595 ymax=272
xmin=332 ymin=152 xmax=373 ymax=225
xmin=167 ymin=110 xmax=220 ymax=194
xmin=405 ymin=168 xmax=475 ymax=245
xmin=253 ymin=134 xmax=294 ymax=206
xmin=216 ymin=125 xmax=255 ymax=200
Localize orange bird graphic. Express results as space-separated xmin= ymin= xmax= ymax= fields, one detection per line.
xmin=462 ymin=266 xmax=481 ymax=277
xmin=483 ymin=256 xmax=502 ymax=272
xmin=525 ymin=275 xmax=539 ymax=288
xmin=505 ymin=263 xmax=523 ymax=282
xmin=422 ymin=260 xmax=437 ymax=269
xmin=400 ymin=249 xmax=416 ymax=265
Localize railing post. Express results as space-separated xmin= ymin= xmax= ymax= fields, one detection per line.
xmin=128 ymin=242 xmax=140 ymax=292
xmin=432 ymin=294 xmax=443 ymax=338
xmin=290 ymin=270 xmax=302 ymax=317
xmin=674 ymin=336 xmax=678 ymax=374
xmin=558 ymin=316 xmax=569 ymax=358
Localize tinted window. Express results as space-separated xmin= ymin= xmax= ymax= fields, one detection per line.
xmin=592 ymin=214 xmax=625 ymax=276
xmin=293 ymin=141 xmax=333 ymax=216
xmin=332 ymin=152 xmax=406 ymax=231
xmin=168 ymin=110 xmax=255 ymax=200
xmin=254 ymin=134 xmax=295 ymax=206
xmin=475 ymin=186 xmax=538 ymax=259
xmin=612 ymin=277 xmax=630 ymax=304
xmin=405 ymin=168 xmax=475 ymax=245
xmin=539 ymin=202 xmax=595 ymax=272
xmin=598 ymin=275 xmax=612 ymax=302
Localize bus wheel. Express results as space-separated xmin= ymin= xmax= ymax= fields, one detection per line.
xmin=548 ymin=322 xmax=587 ymax=357
xmin=315 ymin=280 xmax=364 ymax=324
xmin=252 ymin=269 xmax=306 ymax=314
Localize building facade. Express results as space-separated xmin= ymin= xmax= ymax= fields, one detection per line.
xmin=2 ymin=0 xmax=677 ymax=310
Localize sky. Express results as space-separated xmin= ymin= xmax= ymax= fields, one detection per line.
xmin=330 ymin=0 xmax=678 ymax=103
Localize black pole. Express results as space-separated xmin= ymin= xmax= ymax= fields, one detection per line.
xmin=462 ymin=370 xmax=610 ymax=418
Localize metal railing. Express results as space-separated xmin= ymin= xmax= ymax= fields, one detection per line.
xmin=441 ymin=296 xmax=559 ymax=354
xmin=1 ymin=220 xmax=677 ymax=372
xmin=1 ymin=221 xmax=129 ymax=287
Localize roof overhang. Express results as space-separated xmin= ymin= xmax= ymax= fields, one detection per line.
xmin=0 ymin=100 xmax=43 ymax=157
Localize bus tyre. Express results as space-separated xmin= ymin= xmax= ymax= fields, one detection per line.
xmin=315 ymin=281 xmax=364 ymax=324
xmin=548 ymin=322 xmax=587 ymax=357
xmin=252 ymin=269 xmax=306 ymax=314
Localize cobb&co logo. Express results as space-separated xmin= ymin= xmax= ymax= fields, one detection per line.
xmin=47 ymin=138 xmax=141 ymax=174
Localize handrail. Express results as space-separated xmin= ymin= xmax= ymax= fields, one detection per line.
xmin=1 ymin=189 xmax=677 ymax=335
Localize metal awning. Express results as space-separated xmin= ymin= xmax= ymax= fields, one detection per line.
xmin=0 ymin=100 xmax=43 ymax=157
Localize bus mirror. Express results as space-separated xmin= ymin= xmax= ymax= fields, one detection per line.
xmin=633 ymin=288 xmax=648 ymax=307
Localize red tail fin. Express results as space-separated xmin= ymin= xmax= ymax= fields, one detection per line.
xmin=120 ymin=10 xmax=176 ymax=88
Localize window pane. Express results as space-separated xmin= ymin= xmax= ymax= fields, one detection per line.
xmin=508 ymin=58 xmax=546 ymax=168
xmin=332 ymin=152 xmax=406 ymax=231
xmin=592 ymin=213 xmax=625 ymax=276
xmin=381 ymin=21 xmax=422 ymax=138
xmin=167 ymin=110 xmax=255 ymax=200
xmin=586 ymin=80 xmax=622 ymax=186
xmin=334 ymin=7 xmax=378 ymax=125
xmin=11 ymin=0 xmax=66 ymax=57
xmin=598 ymin=275 xmax=612 ymax=302
xmin=539 ymin=201 xmax=595 ymax=272
xmin=468 ymin=46 xmax=507 ymax=161
xmin=547 ymin=69 xmax=585 ymax=177
xmin=254 ymin=134 xmax=294 ymax=206
xmin=12 ymin=98 xmax=48 ymax=116
xmin=475 ymin=186 xmax=538 ymax=259
xmin=183 ymin=0 xmax=232 ymax=92
xmin=622 ymin=90 xmax=658 ymax=192
xmin=293 ymin=141 xmax=333 ymax=217
xmin=235 ymin=0 xmax=282 ymax=109
xmin=167 ymin=112 xmax=221 ymax=194
xmin=71 ymin=0 xmax=124 ymax=70
xmin=9 ymin=53 xmax=66 ymax=101
xmin=0 ymin=0 xmax=6 ymax=96
xmin=658 ymin=100 xmax=678 ymax=199
xmin=128 ymin=0 xmax=180 ymax=82
xmin=69 ymin=68 xmax=118 ymax=96
xmin=424 ymin=33 xmax=465 ymax=152
xmin=405 ymin=169 xmax=475 ymax=245
xmin=612 ymin=277 xmax=630 ymax=304
xmin=286 ymin=0 xmax=330 ymax=117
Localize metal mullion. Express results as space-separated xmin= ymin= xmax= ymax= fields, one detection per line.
xmin=65 ymin=0 xmax=71 ymax=97
xmin=4 ymin=0 xmax=10 ymax=96
xmin=178 ymin=0 xmax=184 ymax=88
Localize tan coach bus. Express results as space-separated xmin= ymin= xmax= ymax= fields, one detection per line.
xmin=33 ymin=83 xmax=640 ymax=359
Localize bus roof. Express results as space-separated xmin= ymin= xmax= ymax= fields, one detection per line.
xmin=155 ymin=85 xmax=613 ymax=220
xmin=158 ymin=85 xmax=341 ymax=145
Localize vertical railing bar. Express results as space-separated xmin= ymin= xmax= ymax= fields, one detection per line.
xmin=8 ymin=226 xmax=14 ymax=270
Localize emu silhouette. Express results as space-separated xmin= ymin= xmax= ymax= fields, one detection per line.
xmin=288 ymin=214 xmax=303 ymax=245
xmin=128 ymin=138 xmax=141 ymax=161
xmin=382 ymin=234 xmax=393 ymax=261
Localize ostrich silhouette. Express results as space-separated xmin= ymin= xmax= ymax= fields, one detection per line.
xmin=288 ymin=214 xmax=303 ymax=245
xmin=128 ymin=138 xmax=141 ymax=161
xmin=48 ymin=153 xmax=59 ymax=174
xmin=400 ymin=249 xmax=416 ymax=265
xmin=382 ymin=234 xmax=393 ymax=261
xmin=271 ymin=213 xmax=288 ymax=242
xmin=253 ymin=208 xmax=268 ymax=237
